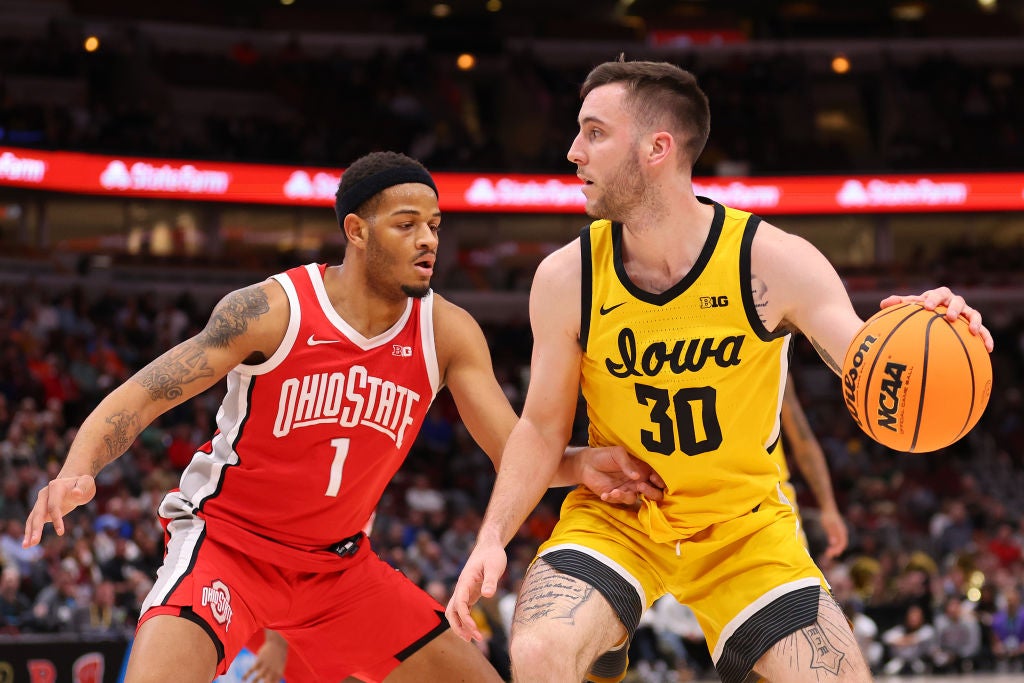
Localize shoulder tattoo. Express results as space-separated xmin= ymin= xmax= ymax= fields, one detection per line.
xmin=750 ymin=274 xmax=769 ymax=326
xmin=200 ymin=286 xmax=271 ymax=348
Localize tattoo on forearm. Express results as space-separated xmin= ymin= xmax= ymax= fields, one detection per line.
xmin=809 ymin=337 xmax=841 ymax=375
xmin=101 ymin=410 xmax=141 ymax=467
xmin=750 ymin=274 xmax=769 ymax=326
xmin=200 ymin=286 xmax=270 ymax=348
xmin=133 ymin=342 xmax=215 ymax=400
xmin=514 ymin=562 xmax=594 ymax=626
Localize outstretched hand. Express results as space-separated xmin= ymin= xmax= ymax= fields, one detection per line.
xmin=23 ymin=474 xmax=97 ymax=548
xmin=578 ymin=446 xmax=666 ymax=504
xmin=819 ymin=509 xmax=849 ymax=560
xmin=446 ymin=540 xmax=507 ymax=642
xmin=880 ymin=286 xmax=993 ymax=351
xmin=243 ymin=631 xmax=288 ymax=683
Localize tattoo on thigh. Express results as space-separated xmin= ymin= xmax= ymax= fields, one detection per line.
xmin=801 ymin=622 xmax=845 ymax=676
xmin=515 ymin=562 xmax=594 ymax=626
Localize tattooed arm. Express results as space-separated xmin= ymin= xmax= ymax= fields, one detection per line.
xmin=750 ymin=224 xmax=863 ymax=377
xmin=22 ymin=281 xmax=289 ymax=547
xmin=780 ymin=376 xmax=847 ymax=559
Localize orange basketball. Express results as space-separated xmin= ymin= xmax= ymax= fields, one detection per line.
xmin=841 ymin=303 xmax=991 ymax=453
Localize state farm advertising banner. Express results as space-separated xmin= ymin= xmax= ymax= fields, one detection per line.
xmin=2 ymin=146 xmax=1024 ymax=215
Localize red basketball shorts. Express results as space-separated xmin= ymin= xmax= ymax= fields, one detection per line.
xmin=139 ymin=516 xmax=448 ymax=681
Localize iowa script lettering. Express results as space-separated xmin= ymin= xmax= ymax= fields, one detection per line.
xmin=605 ymin=328 xmax=744 ymax=378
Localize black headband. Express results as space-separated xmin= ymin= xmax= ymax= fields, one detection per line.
xmin=335 ymin=166 xmax=439 ymax=218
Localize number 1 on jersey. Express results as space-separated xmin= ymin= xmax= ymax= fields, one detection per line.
xmin=326 ymin=437 xmax=350 ymax=497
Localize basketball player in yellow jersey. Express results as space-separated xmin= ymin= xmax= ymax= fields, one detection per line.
xmin=778 ymin=374 xmax=848 ymax=560
xmin=448 ymin=59 xmax=993 ymax=683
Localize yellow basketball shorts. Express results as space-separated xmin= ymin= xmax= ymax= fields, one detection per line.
xmin=779 ymin=480 xmax=810 ymax=550
xmin=537 ymin=485 xmax=828 ymax=683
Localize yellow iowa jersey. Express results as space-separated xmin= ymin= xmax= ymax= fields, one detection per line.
xmin=771 ymin=441 xmax=791 ymax=485
xmin=579 ymin=200 xmax=790 ymax=541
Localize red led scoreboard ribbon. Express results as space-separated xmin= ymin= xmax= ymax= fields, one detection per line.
xmin=2 ymin=146 xmax=1023 ymax=214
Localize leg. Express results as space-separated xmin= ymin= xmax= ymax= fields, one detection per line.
xmin=124 ymin=615 xmax=218 ymax=683
xmin=509 ymin=558 xmax=626 ymax=682
xmin=752 ymin=589 xmax=872 ymax=682
xmin=383 ymin=630 xmax=503 ymax=683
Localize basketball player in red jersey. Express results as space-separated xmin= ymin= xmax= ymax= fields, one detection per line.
xmin=22 ymin=151 xmax=664 ymax=683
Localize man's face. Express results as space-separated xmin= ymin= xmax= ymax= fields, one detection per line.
xmin=566 ymin=83 xmax=647 ymax=222
xmin=363 ymin=183 xmax=440 ymax=301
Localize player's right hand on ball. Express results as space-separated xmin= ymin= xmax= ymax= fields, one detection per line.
xmin=446 ymin=541 xmax=507 ymax=642
xmin=23 ymin=474 xmax=97 ymax=547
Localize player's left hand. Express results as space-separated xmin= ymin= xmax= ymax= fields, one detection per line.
xmin=880 ymin=286 xmax=993 ymax=351
xmin=819 ymin=508 xmax=849 ymax=560
xmin=578 ymin=446 xmax=665 ymax=504
xmin=243 ymin=631 xmax=288 ymax=683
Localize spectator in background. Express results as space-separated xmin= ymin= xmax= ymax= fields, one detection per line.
xmin=0 ymin=518 xmax=42 ymax=576
xmin=931 ymin=594 xmax=981 ymax=673
xmin=72 ymin=579 xmax=131 ymax=636
xmin=651 ymin=596 xmax=710 ymax=680
xmin=405 ymin=473 xmax=446 ymax=515
xmin=882 ymin=603 xmax=936 ymax=675
xmin=27 ymin=566 xmax=82 ymax=633
xmin=0 ymin=565 xmax=31 ymax=634
xmin=991 ymin=585 xmax=1024 ymax=672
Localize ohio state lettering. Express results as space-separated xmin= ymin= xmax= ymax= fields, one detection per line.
xmin=273 ymin=366 xmax=421 ymax=446
xmin=201 ymin=579 xmax=233 ymax=630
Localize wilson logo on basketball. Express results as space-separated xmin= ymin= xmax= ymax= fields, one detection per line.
xmin=201 ymin=579 xmax=233 ymax=630
xmin=876 ymin=362 xmax=909 ymax=432
xmin=842 ymin=334 xmax=877 ymax=428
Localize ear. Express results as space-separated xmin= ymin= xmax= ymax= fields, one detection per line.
xmin=343 ymin=213 xmax=368 ymax=246
xmin=647 ymin=131 xmax=675 ymax=167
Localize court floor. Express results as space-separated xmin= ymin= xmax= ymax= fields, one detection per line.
xmin=875 ymin=677 xmax=1024 ymax=683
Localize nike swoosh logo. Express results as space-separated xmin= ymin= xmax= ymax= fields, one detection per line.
xmin=599 ymin=302 xmax=626 ymax=315
xmin=307 ymin=335 xmax=342 ymax=346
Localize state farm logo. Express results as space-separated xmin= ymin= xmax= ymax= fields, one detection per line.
xmin=465 ymin=178 xmax=586 ymax=207
xmin=284 ymin=170 xmax=341 ymax=200
xmin=99 ymin=160 xmax=230 ymax=194
xmin=693 ymin=181 xmax=781 ymax=209
xmin=0 ymin=151 xmax=47 ymax=183
xmin=201 ymin=579 xmax=233 ymax=630
xmin=836 ymin=178 xmax=967 ymax=208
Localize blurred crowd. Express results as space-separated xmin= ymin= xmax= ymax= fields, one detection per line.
xmin=2 ymin=20 xmax=1023 ymax=176
xmin=0 ymin=265 xmax=1022 ymax=680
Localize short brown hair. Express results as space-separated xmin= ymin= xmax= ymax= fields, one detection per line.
xmin=581 ymin=60 xmax=710 ymax=168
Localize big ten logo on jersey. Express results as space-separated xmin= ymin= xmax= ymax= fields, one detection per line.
xmin=392 ymin=344 xmax=413 ymax=357
xmin=274 ymin=366 xmax=421 ymax=447
xmin=699 ymin=295 xmax=729 ymax=309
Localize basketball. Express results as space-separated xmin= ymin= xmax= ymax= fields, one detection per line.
xmin=841 ymin=303 xmax=992 ymax=453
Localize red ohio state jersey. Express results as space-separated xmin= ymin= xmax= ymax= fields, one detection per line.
xmin=159 ymin=263 xmax=439 ymax=570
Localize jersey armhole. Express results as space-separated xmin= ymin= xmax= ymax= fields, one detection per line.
xmin=740 ymin=214 xmax=789 ymax=342
xmin=235 ymin=274 xmax=300 ymax=376
xmin=579 ymin=226 xmax=593 ymax=353
xmin=419 ymin=291 xmax=441 ymax=397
